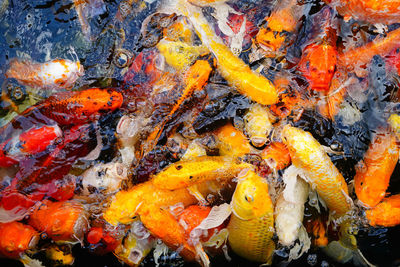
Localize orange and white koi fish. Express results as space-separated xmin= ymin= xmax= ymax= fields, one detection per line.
xmin=354 ymin=130 xmax=399 ymax=208
xmin=281 ymin=125 xmax=352 ymax=217
xmin=5 ymin=58 xmax=84 ymax=90
xmin=261 ymin=142 xmax=291 ymax=171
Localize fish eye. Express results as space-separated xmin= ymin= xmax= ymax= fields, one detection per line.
xmin=244 ymin=195 xmax=254 ymax=203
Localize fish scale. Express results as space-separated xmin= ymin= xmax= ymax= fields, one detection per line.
xmin=282 ymin=125 xmax=351 ymax=217
xmin=227 ymin=169 xmax=275 ymax=264
xmin=227 ymin=213 xmax=275 ymax=263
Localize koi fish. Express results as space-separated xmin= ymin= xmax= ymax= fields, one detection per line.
xmin=255 ymin=0 xmax=304 ymax=57
xmin=172 ymin=0 xmax=278 ymax=105
xmin=299 ymin=43 xmax=338 ymax=92
xmin=45 ymin=245 xmax=75 ymax=266
xmin=81 ymin=162 xmax=128 ymax=196
xmin=0 ymin=221 xmax=39 ymax=259
xmin=261 ymin=142 xmax=291 ymax=171
xmin=275 ymin=166 xmax=309 ymax=246
xmin=366 ymin=194 xmax=400 ymax=227
xmin=213 ymin=123 xmax=252 ymax=157
xmin=227 ymin=169 xmax=275 ymax=263
xmin=5 ymin=58 xmax=83 ymax=90
xmin=0 ymin=124 xmax=62 ymax=167
xmin=243 ymin=103 xmax=273 ymax=148
xmin=354 ymin=130 xmax=399 ymax=208
xmin=113 ymin=220 xmax=156 ymax=266
xmin=281 ymin=125 xmax=352 ymax=217
xmin=28 ymin=200 xmax=88 ymax=242
xmin=325 ymin=0 xmax=400 ymax=24
xmin=138 ymin=59 xmax=213 ymax=161
xmin=157 ymin=40 xmax=208 ymax=71
xmin=269 ymin=75 xmax=301 ymax=119
xmin=338 ymin=27 xmax=400 ymax=73
xmin=150 ymin=156 xmax=252 ymax=190
xmin=86 ymin=226 xmax=122 ymax=255
xmin=304 ymin=217 xmax=329 ymax=247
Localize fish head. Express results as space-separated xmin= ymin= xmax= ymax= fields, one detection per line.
xmin=281 ymin=125 xmax=315 ymax=164
xmin=299 ymin=43 xmax=337 ymax=92
xmin=231 ymin=169 xmax=271 ymax=220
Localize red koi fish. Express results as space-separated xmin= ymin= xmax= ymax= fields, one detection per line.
xmin=0 ymin=124 xmax=62 ymax=167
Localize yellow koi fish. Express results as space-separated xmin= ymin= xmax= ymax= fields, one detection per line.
xmin=227 ymin=169 xmax=275 ymax=264
xmin=172 ymin=0 xmax=278 ymax=105
xmin=151 ymin=156 xmax=252 ymax=190
xmin=281 ymin=125 xmax=351 ymax=217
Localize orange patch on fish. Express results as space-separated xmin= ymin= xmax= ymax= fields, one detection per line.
xmin=366 ymin=194 xmax=400 ymax=227
xmin=354 ymin=130 xmax=399 ymax=208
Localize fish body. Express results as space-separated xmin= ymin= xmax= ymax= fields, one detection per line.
xmin=214 ymin=123 xmax=252 ymax=157
xmin=5 ymin=58 xmax=83 ymax=90
xmin=366 ymin=194 xmax=400 ymax=227
xmin=261 ymin=142 xmax=291 ymax=171
xmin=0 ymin=124 xmax=62 ymax=167
xmin=255 ymin=0 xmax=303 ymax=56
xmin=174 ymin=0 xmax=278 ymax=105
xmin=299 ymin=43 xmax=337 ymax=92
xmin=227 ymin=169 xmax=275 ymax=263
xmin=275 ymin=170 xmax=309 ymax=246
xmin=151 ymin=156 xmax=252 ymax=190
xmin=0 ymin=221 xmax=39 ymax=258
xmin=281 ymin=125 xmax=351 ymax=217
xmin=28 ymin=200 xmax=88 ymax=242
xmin=157 ymin=40 xmax=208 ymax=71
xmin=326 ymin=0 xmax=400 ymax=24
xmin=354 ymin=130 xmax=398 ymax=207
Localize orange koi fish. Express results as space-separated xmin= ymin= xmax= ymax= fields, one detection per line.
xmin=325 ymin=0 xmax=400 ymax=24
xmin=255 ymin=0 xmax=304 ymax=57
xmin=269 ymin=76 xmax=301 ymax=119
xmin=0 ymin=221 xmax=39 ymax=258
xmin=304 ymin=217 xmax=329 ymax=247
xmin=354 ymin=130 xmax=399 ymax=208
xmin=5 ymin=58 xmax=83 ymax=90
xmin=365 ymin=194 xmax=400 ymax=227
xmin=213 ymin=123 xmax=252 ymax=157
xmin=338 ymin=27 xmax=400 ymax=73
xmin=138 ymin=59 xmax=213 ymax=161
xmin=261 ymin=142 xmax=291 ymax=171
xmin=28 ymin=200 xmax=88 ymax=242
xmin=299 ymin=43 xmax=338 ymax=92
xmin=86 ymin=226 xmax=122 ymax=254
xmin=21 ymin=88 xmax=123 ymax=126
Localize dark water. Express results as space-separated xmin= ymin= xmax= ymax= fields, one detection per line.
xmin=1 ymin=0 xmax=400 ymax=266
